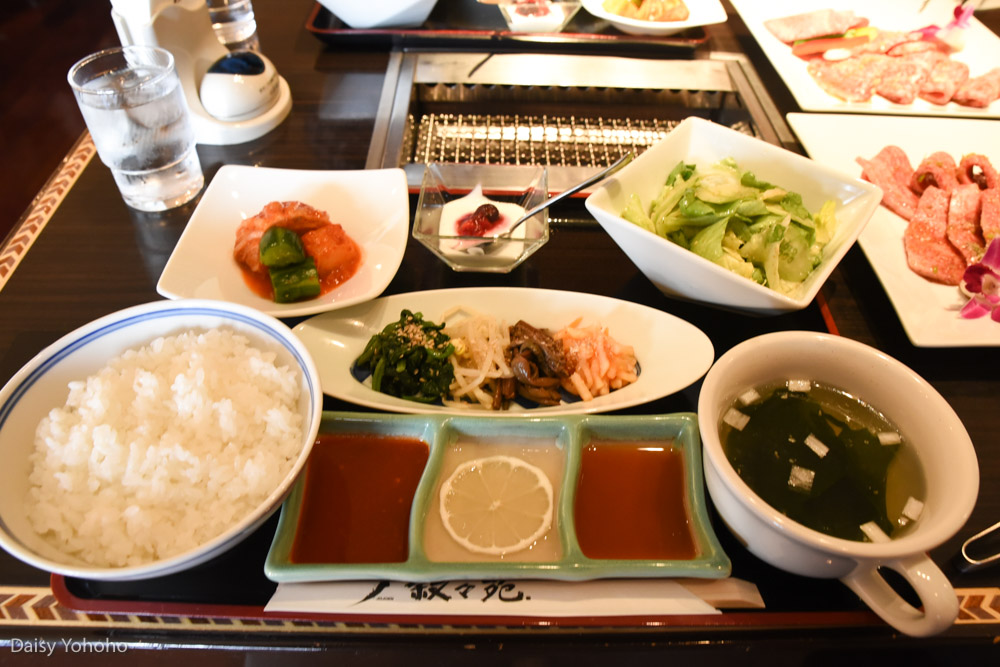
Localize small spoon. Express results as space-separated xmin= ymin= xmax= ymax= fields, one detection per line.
xmin=469 ymin=152 xmax=634 ymax=253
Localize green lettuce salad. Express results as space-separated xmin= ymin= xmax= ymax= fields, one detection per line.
xmin=620 ymin=158 xmax=838 ymax=295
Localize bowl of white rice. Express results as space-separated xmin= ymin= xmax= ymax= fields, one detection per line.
xmin=0 ymin=299 xmax=322 ymax=580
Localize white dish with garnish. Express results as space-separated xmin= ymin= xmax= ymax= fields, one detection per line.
xmin=157 ymin=165 xmax=408 ymax=318
xmin=293 ymin=287 xmax=714 ymax=415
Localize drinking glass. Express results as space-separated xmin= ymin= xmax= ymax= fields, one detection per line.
xmin=67 ymin=46 xmax=204 ymax=212
xmin=206 ymin=0 xmax=259 ymax=51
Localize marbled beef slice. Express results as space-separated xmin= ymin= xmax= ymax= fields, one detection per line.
xmin=919 ymin=59 xmax=969 ymax=105
xmin=807 ymin=55 xmax=887 ymax=102
xmin=958 ymin=153 xmax=999 ymax=190
xmin=875 ymin=60 xmax=928 ymax=105
xmin=856 ymin=146 xmax=919 ymax=220
xmin=903 ymin=186 xmax=966 ymax=285
xmin=946 ymin=184 xmax=985 ymax=264
xmin=953 ymin=68 xmax=1000 ymax=108
xmin=911 ymin=151 xmax=960 ymax=194
xmin=981 ymin=189 xmax=1000 ymax=244
xmin=764 ymin=9 xmax=866 ymax=43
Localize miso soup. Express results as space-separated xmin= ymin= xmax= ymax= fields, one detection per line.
xmin=720 ymin=380 xmax=925 ymax=542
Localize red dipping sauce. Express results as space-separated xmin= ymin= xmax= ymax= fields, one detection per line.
xmin=574 ymin=441 xmax=697 ymax=560
xmin=290 ymin=434 xmax=429 ymax=564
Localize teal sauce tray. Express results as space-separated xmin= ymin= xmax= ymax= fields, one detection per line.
xmin=265 ymin=412 xmax=731 ymax=583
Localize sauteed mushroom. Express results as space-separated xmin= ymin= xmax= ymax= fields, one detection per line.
xmin=502 ymin=320 xmax=573 ymax=407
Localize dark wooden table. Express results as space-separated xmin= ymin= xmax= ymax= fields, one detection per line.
xmin=1 ymin=1 xmax=998 ymax=663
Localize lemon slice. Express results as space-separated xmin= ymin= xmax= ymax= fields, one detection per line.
xmin=438 ymin=455 xmax=554 ymax=556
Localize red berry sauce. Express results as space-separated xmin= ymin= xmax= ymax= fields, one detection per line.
xmin=455 ymin=203 xmax=506 ymax=237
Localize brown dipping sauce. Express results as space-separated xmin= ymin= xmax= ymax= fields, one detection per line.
xmin=290 ymin=434 xmax=429 ymax=564
xmin=573 ymin=441 xmax=697 ymax=560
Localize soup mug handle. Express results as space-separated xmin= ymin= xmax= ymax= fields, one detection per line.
xmin=841 ymin=554 xmax=958 ymax=637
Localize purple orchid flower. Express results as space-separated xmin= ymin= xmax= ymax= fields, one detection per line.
xmin=912 ymin=2 xmax=975 ymax=50
xmin=960 ymin=237 xmax=1000 ymax=322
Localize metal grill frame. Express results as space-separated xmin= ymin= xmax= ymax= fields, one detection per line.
xmin=367 ymin=51 xmax=795 ymax=193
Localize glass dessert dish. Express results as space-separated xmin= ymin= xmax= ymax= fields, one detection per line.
xmin=413 ymin=163 xmax=549 ymax=273
xmin=496 ymin=0 xmax=582 ymax=33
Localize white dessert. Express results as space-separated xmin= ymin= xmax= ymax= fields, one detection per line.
xmin=501 ymin=2 xmax=573 ymax=33
xmin=438 ymin=185 xmax=529 ymax=263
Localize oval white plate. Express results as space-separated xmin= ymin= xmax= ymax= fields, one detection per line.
xmin=580 ymin=0 xmax=726 ymax=37
xmin=293 ymin=287 xmax=714 ymax=415
xmin=156 ymin=165 xmax=408 ymax=318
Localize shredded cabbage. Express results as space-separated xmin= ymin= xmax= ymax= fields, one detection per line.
xmin=619 ymin=158 xmax=838 ymax=295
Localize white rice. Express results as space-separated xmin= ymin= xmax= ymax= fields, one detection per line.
xmin=25 ymin=328 xmax=304 ymax=568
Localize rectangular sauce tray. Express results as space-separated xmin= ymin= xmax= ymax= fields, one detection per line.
xmin=265 ymin=411 xmax=731 ymax=583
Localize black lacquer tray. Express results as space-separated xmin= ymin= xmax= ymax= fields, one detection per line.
xmin=305 ymin=1 xmax=710 ymax=54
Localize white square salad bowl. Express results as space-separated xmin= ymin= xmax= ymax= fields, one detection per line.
xmin=585 ymin=117 xmax=883 ymax=315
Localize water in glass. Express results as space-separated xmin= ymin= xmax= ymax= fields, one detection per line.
xmin=70 ymin=48 xmax=204 ymax=212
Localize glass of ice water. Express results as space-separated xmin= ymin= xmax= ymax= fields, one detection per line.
xmin=206 ymin=0 xmax=259 ymax=51
xmin=67 ymin=46 xmax=204 ymax=212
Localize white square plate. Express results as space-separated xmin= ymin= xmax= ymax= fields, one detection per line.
xmin=157 ymin=166 xmax=408 ymax=318
xmin=580 ymin=0 xmax=726 ymax=36
xmin=787 ymin=112 xmax=1000 ymax=347
xmin=729 ymin=0 xmax=1000 ymax=117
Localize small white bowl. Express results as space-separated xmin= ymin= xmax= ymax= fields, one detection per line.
xmin=580 ymin=0 xmax=727 ymax=36
xmin=698 ymin=331 xmax=979 ymax=636
xmin=585 ymin=117 xmax=883 ymax=315
xmin=318 ymin=0 xmax=439 ymax=28
xmin=0 ymin=299 xmax=322 ymax=581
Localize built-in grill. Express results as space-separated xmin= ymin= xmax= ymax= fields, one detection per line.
xmin=366 ymin=51 xmax=796 ymax=196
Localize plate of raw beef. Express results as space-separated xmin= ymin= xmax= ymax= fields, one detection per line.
xmin=788 ymin=112 xmax=999 ymax=347
xmin=731 ymin=0 xmax=1000 ymax=117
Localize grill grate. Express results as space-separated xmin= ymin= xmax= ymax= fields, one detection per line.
xmin=412 ymin=113 xmax=752 ymax=168
xmin=369 ymin=52 xmax=798 ymax=189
